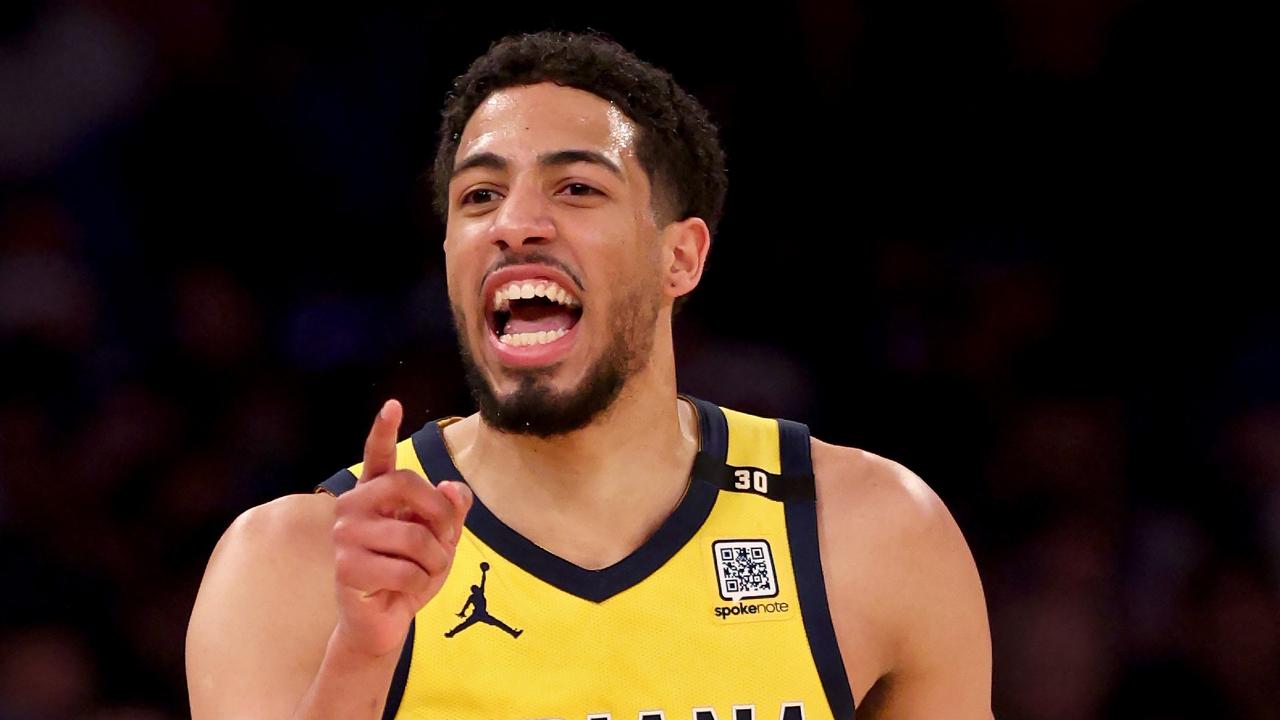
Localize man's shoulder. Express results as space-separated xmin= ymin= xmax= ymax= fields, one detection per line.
xmin=189 ymin=494 xmax=339 ymax=662
xmin=807 ymin=437 xmax=989 ymax=701
xmin=188 ymin=495 xmax=343 ymax=718
xmin=809 ymin=437 xmax=952 ymax=544
xmin=204 ymin=493 xmax=338 ymax=585
xmin=226 ymin=492 xmax=336 ymax=550
xmin=696 ymin=399 xmax=948 ymax=532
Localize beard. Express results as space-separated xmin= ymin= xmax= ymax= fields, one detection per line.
xmin=453 ymin=279 xmax=661 ymax=438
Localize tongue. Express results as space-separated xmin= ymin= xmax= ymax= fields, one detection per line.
xmin=504 ymin=305 xmax=577 ymax=335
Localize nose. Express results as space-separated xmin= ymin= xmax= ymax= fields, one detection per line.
xmin=488 ymin=179 xmax=556 ymax=252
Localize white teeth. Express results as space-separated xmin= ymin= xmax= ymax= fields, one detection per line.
xmin=498 ymin=329 xmax=568 ymax=347
xmin=490 ymin=279 xmax=581 ymax=310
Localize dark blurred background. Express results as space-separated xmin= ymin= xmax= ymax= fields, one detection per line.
xmin=0 ymin=0 xmax=1273 ymax=718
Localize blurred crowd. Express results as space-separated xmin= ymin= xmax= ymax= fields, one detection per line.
xmin=1 ymin=1 xmax=1273 ymax=718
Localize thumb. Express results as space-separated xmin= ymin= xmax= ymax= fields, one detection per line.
xmin=437 ymin=481 xmax=473 ymax=544
xmin=359 ymin=399 xmax=402 ymax=483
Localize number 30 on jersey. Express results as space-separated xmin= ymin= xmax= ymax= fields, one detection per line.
xmin=734 ymin=469 xmax=769 ymax=494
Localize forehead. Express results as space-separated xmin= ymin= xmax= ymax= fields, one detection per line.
xmin=454 ymin=83 xmax=640 ymax=170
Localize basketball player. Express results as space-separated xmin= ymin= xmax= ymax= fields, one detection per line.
xmin=187 ymin=31 xmax=992 ymax=719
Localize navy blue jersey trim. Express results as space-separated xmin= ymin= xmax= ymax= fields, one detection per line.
xmin=697 ymin=418 xmax=816 ymax=503
xmin=468 ymin=473 xmax=717 ymax=603
xmin=683 ymin=407 xmax=816 ymax=503
xmin=412 ymin=411 xmax=719 ymax=603
xmin=411 ymin=421 xmax=453 ymax=487
xmin=777 ymin=419 xmax=817 ymax=501
xmin=781 ymin=423 xmax=856 ymax=719
xmin=312 ymin=420 xmax=452 ymax=496
xmin=381 ymin=620 xmax=414 ymax=720
xmin=696 ymin=461 xmax=817 ymax=502
xmin=687 ymin=395 xmax=729 ymax=463
xmin=316 ymin=468 xmax=358 ymax=496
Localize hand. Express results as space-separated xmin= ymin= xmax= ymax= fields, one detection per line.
xmin=330 ymin=399 xmax=472 ymax=658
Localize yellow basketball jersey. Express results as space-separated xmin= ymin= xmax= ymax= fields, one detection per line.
xmin=317 ymin=395 xmax=855 ymax=720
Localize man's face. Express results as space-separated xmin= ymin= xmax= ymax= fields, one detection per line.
xmin=443 ymin=82 xmax=667 ymax=436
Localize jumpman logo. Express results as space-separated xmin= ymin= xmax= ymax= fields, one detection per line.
xmin=443 ymin=562 xmax=523 ymax=639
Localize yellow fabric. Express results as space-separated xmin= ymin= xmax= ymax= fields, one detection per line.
xmin=349 ymin=405 xmax=833 ymax=720
xmin=345 ymin=437 xmax=426 ymax=482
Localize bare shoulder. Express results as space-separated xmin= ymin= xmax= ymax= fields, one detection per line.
xmin=191 ymin=491 xmax=338 ymax=627
xmin=810 ymin=438 xmax=959 ymax=558
xmin=809 ymin=438 xmax=992 ymax=716
xmin=221 ymin=492 xmax=337 ymax=554
xmin=810 ymin=438 xmax=947 ymax=528
xmin=198 ymin=492 xmax=337 ymax=595
xmin=187 ymin=493 xmax=339 ymax=719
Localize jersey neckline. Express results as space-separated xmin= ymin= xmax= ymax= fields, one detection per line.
xmin=408 ymin=394 xmax=728 ymax=603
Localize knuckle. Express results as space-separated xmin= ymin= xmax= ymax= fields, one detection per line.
xmin=334 ymin=546 xmax=356 ymax=567
xmin=425 ymin=545 xmax=448 ymax=574
xmin=405 ymin=522 xmax=430 ymax=549
xmin=390 ymin=470 xmax=423 ymax=489
xmin=334 ymin=492 xmax=356 ymax=514
xmin=332 ymin=517 xmax=351 ymax=543
xmin=392 ymin=561 xmax=418 ymax=587
xmin=418 ymin=489 xmax=448 ymax=518
xmin=338 ymin=484 xmax=375 ymax=512
xmin=334 ymin=551 xmax=357 ymax=581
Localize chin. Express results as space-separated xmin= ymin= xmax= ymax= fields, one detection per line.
xmin=461 ymin=337 xmax=630 ymax=439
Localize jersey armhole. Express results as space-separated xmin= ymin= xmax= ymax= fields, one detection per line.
xmin=780 ymin=419 xmax=857 ymax=719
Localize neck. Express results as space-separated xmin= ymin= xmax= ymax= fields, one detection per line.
xmin=443 ymin=345 xmax=699 ymax=569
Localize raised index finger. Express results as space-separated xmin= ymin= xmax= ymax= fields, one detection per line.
xmin=359 ymin=399 xmax=402 ymax=483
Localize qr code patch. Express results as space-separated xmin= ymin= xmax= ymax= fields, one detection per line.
xmin=712 ymin=539 xmax=779 ymax=600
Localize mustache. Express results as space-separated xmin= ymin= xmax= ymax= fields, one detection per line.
xmin=482 ymin=251 xmax=585 ymax=293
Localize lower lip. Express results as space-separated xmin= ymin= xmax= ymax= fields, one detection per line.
xmin=485 ymin=319 xmax=581 ymax=368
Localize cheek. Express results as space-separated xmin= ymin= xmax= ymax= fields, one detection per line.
xmin=443 ymin=239 xmax=481 ymax=307
xmin=632 ymin=242 xmax=666 ymax=295
xmin=443 ymin=269 xmax=465 ymax=320
xmin=599 ymin=260 xmax=664 ymax=324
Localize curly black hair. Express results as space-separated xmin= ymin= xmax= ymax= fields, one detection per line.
xmin=431 ymin=31 xmax=728 ymax=238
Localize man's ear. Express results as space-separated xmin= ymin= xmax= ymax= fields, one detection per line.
xmin=661 ymin=216 xmax=711 ymax=300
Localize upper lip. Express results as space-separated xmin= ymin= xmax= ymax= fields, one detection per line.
xmin=481 ymin=263 xmax=583 ymax=312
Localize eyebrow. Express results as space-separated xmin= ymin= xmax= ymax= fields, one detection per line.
xmin=450 ymin=149 xmax=623 ymax=180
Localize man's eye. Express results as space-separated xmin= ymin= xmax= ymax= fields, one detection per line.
xmin=461 ymin=189 xmax=499 ymax=205
xmin=561 ymin=183 xmax=600 ymax=197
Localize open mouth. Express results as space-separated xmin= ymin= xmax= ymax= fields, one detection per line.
xmin=487 ymin=279 xmax=583 ymax=347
